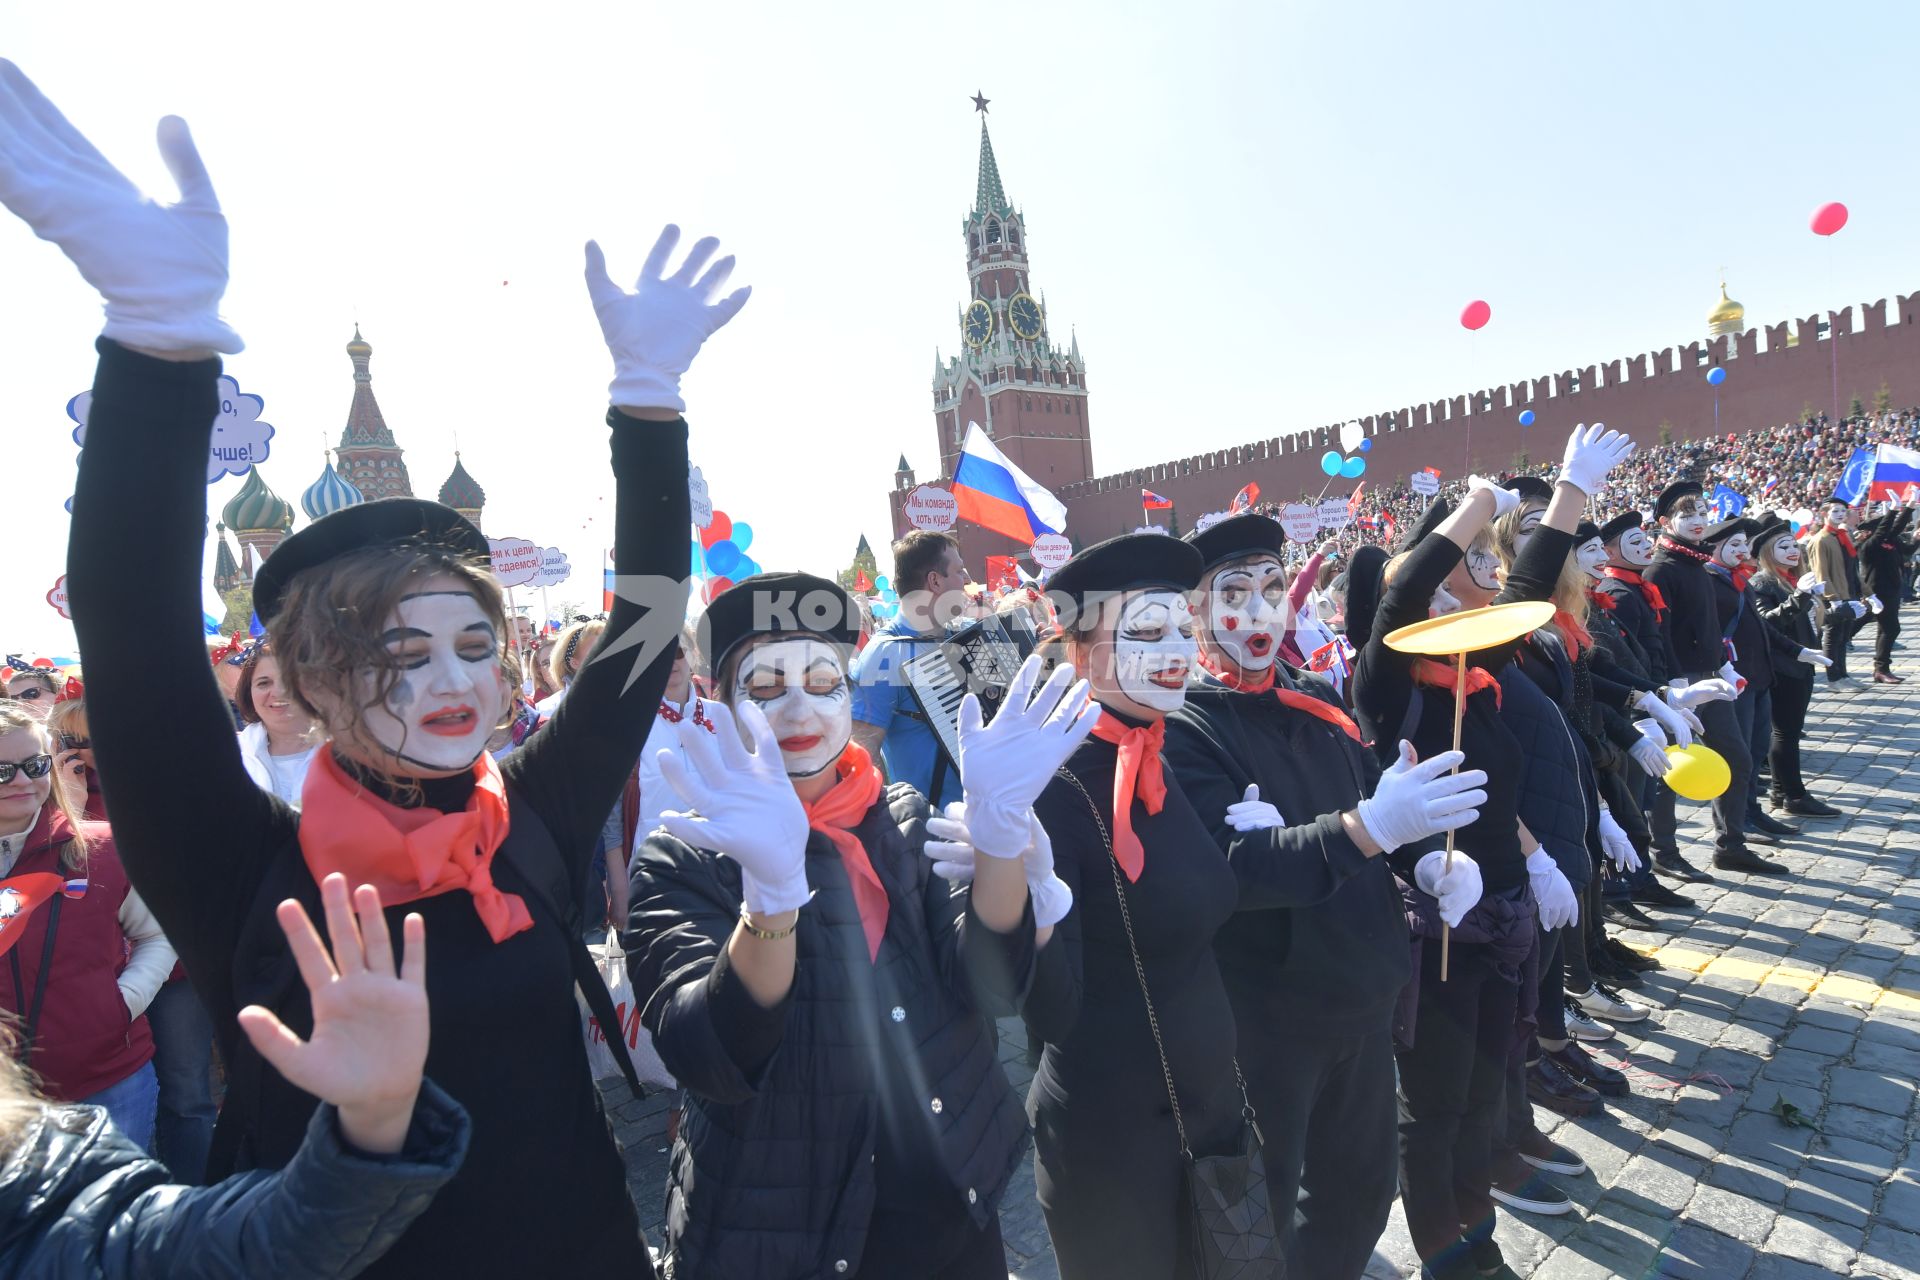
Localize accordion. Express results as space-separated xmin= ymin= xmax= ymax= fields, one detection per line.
xmin=902 ymin=610 xmax=1041 ymax=781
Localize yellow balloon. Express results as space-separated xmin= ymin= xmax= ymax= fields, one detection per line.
xmin=1665 ymin=743 xmax=1731 ymax=801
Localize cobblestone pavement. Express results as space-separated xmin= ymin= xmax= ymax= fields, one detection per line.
xmin=602 ymin=644 xmax=1920 ymax=1279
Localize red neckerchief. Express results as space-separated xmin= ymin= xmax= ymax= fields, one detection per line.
xmin=803 ymin=743 xmax=887 ymax=962
xmin=1411 ymin=658 xmax=1502 ymax=709
xmin=1733 ymin=562 xmax=1760 ymax=589
xmin=1832 ymin=527 xmax=1858 ymax=558
xmin=1554 ymin=609 xmax=1593 ymax=662
xmin=1587 ymin=587 xmax=1618 ymax=612
xmin=1656 ymin=535 xmax=1714 ymax=565
xmin=298 ymin=750 xmax=532 ymax=945
xmin=1088 ymin=712 xmax=1168 ymax=883
xmin=1196 ymin=651 xmax=1362 ymax=743
xmin=1601 ymin=564 xmax=1667 ymax=621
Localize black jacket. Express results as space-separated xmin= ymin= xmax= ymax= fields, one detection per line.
xmin=1646 ymin=538 xmax=1726 ymax=678
xmin=1499 ymin=638 xmax=1597 ymax=890
xmin=1751 ymin=572 xmax=1820 ymax=680
xmin=0 ymin=1083 xmax=468 ymax=1280
xmin=1711 ymin=567 xmax=1800 ymax=693
xmin=626 ymin=783 xmax=1032 ymax=1280
xmin=1859 ymin=510 xmax=1914 ymax=598
xmin=1164 ymin=668 xmax=1402 ymax=1038
xmin=1595 ymin=569 xmax=1679 ymax=685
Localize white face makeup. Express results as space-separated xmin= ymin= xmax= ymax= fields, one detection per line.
xmin=733 ymin=637 xmax=852 ymax=779
xmin=1772 ymin=535 xmax=1802 ymax=567
xmin=1464 ymin=536 xmax=1502 ymax=594
xmin=1111 ymin=590 xmax=1196 ymax=713
xmin=1614 ymin=527 xmax=1653 ymax=567
xmin=1826 ymin=505 xmax=1849 ymax=530
xmin=1667 ymin=499 xmax=1710 ymax=543
xmin=360 ymin=590 xmax=508 ymax=775
xmin=1512 ymin=504 xmax=1546 ymax=552
xmin=1714 ymin=533 xmax=1750 ymax=567
xmin=1576 ymin=537 xmax=1610 ymax=580
xmin=1205 ymin=555 xmax=1286 ymax=673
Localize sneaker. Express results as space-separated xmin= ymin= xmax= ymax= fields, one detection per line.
xmin=1516 ymin=1131 xmax=1588 ymax=1176
xmin=1547 ymin=1042 xmax=1631 ymax=1098
xmin=1603 ymin=937 xmax=1660 ymax=971
xmin=1489 ymin=1166 xmax=1575 ymax=1215
xmin=1782 ymin=794 xmax=1843 ymax=818
xmin=1713 ymin=847 xmax=1789 ymax=875
xmin=1527 ymin=1054 xmax=1603 ymax=1116
xmin=1566 ymin=1009 xmax=1616 ymax=1042
xmin=1652 ymin=850 xmax=1715 ymax=884
xmin=1570 ymin=982 xmax=1652 ymax=1023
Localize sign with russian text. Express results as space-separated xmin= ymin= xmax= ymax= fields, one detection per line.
xmin=1318 ymin=498 xmax=1351 ymax=531
xmin=488 ymin=536 xmax=543 ymax=587
xmin=903 ymin=484 xmax=958 ymax=532
xmin=69 ymin=375 xmax=274 ymax=483
xmin=1280 ymin=503 xmax=1319 ymax=541
xmin=1030 ymin=533 xmax=1073 ymax=569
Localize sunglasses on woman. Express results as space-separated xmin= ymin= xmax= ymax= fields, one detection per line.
xmin=6 ymin=687 xmax=47 ymax=702
xmin=0 ymin=755 xmax=54 ymax=783
xmin=58 ymin=734 xmax=91 ymax=751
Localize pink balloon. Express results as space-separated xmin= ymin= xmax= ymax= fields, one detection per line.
xmin=1459 ymin=300 xmax=1492 ymax=331
xmin=1810 ymin=202 xmax=1849 ymax=237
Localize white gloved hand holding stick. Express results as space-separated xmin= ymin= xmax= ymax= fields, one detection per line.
xmin=1413 ymin=850 xmax=1484 ymax=928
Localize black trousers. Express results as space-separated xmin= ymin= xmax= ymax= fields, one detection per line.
xmin=1824 ymin=608 xmax=1864 ymax=680
xmin=1769 ymin=676 xmax=1814 ymax=799
xmin=1245 ymin=1025 xmax=1398 ymax=1280
xmin=1397 ymin=938 xmax=1520 ymax=1270
xmin=1645 ymin=774 xmax=1680 ymax=857
xmin=1873 ymin=602 xmax=1902 ymax=673
xmin=1692 ymin=693 xmax=1752 ymax=856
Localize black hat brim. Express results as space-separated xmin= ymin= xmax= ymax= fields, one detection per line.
xmin=252 ymin=498 xmax=490 ymax=627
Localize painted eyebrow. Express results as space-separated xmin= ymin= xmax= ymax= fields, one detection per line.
xmin=379 ymin=627 xmax=430 ymax=644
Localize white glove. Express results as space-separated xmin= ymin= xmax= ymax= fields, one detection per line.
xmin=1225 ymin=784 xmax=1285 ymax=832
xmin=1636 ymin=691 xmax=1698 ymax=748
xmin=1414 ymin=850 xmax=1484 ymax=929
xmin=1799 ymin=578 xmax=1827 ymax=598
xmin=0 ymin=64 xmax=241 ymax=353
xmin=1527 ymin=849 xmax=1581 ymax=931
xmin=584 ymin=226 xmax=752 ymax=412
xmin=1850 ymin=600 xmax=1869 ymax=619
xmin=1867 ymin=594 xmax=1885 ymax=614
xmin=1467 ymin=475 xmax=1521 ymax=517
xmin=1628 ymin=733 xmax=1672 ymax=779
xmin=1355 ymin=741 xmax=1489 ymax=853
xmin=1665 ymin=678 xmax=1736 ymax=709
xmin=1798 ymin=648 xmax=1832 ymax=668
xmin=1714 ymin=661 xmax=1747 ymax=695
xmin=1596 ymin=809 xmax=1642 ymax=872
xmin=1558 ymin=422 xmax=1636 ymax=496
xmin=655 ymin=700 xmax=811 ymax=916
xmin=924 ymin=804 xmax=1073 ymax=928
xmin=957 ymin=654 xmax=1098 ymax=857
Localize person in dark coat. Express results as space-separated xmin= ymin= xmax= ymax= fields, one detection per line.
xmin=14 ymin=64 xmax=737 ymax=1272
xmin=1749 ymin=519 xmax=1844 ymax=818
xmin=625 ymin=573 xmax=1088 ymax=1280
xmin=0 ymin=874 xmax=472 ymax=1280
xmin=1857 ymin=504 xmax=1915 ymax=682
xmin=1163 ymin=514 xmax=1487 ymax=1280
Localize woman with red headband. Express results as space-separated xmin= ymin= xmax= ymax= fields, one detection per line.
xmin=5 ymin=62 xmax=727 ymax=1275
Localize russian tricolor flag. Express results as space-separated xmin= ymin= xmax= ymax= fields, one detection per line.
xmin=1869 ymin=444 xmax=1920 ymax=502
xmin=951 ymin=423 xmax=1067 ymax=542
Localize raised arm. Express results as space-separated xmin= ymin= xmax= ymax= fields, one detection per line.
xmin=0 ymin=66 xmax=292 ymax=993
xmin=505 ymin=228 xmax=748 ymax=868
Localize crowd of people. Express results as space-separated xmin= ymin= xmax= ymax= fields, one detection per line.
xmin=0 ymin=62 xmax=1913 ymax=1280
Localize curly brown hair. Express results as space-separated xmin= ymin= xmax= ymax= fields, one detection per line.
xmin=267 ymin=543 xmax=508 ymax=771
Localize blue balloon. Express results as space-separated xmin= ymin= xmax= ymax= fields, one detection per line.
xmin=1321 ymin=450 xmax=1342 ymax=476
xmin=731 ymin=521 xmax=754 ymax=553
xmin=1358 ymin=439 xmax=1372 ymax=453
xmin=1518 ymin=410 xmax=1536 ymax=427
xmin=705 ymin=540 xmax=743 ymax=576
xmin=1341 ymin=457 xmax=1367 ymax=479
xmin=1706 ymin=366 xmax=1727 ymax=387
xmin=736 ymin=556 xmax=761 ymax=578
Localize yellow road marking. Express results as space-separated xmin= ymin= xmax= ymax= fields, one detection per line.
xmin=1639 ymin=945 xmax=1920 ymax=1014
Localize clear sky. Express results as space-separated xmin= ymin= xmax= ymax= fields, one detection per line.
xmin=4 ymin=1 xmax=1916 ymax=652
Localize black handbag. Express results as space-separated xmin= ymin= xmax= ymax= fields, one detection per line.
xmin=1059 ymin=770 xmax=1285 ymax=1279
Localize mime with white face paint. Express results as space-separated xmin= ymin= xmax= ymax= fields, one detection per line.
xmin=1162 ymin=514 xmax=1488 ymax=1280
xmin=627 ymin=570 xmax=1096 ymax=1278
xmin=1748 ymin=516 xmax=1846 ymax=818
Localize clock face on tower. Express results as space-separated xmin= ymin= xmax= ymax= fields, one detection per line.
xmin=964 ymin=299 xmax=994 ymax=348
xmin=1009 ymin=292 xmax=1043 ymax=341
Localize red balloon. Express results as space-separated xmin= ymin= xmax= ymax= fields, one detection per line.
xmin=699 ymin=511 xmax=733 ymax=548
xmin=1810 ymin=202 xmax=1849 ymax=236
xmin=702 ymin=575 xmax=735 ymax=604
xmin=1459 ymin=300 xmax=1492 ymax=331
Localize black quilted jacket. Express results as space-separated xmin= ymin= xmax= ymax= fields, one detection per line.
xmin=626 ymin=782 xmax=1033 ymax=1280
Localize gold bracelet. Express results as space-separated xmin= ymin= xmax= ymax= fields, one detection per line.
xmin=739 ymin=908 xmax=799 ymax=941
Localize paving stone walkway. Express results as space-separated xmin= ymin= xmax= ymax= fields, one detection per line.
xmin=602 ymin=644 xmax=1920 ymax=1279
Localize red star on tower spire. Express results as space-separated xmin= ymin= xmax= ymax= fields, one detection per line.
xmin=971 ymin=90 xmax=990 ymax=114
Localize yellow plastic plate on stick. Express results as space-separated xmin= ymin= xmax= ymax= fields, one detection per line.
xmin=1383 ymin=600 xmax=1554 ymax=656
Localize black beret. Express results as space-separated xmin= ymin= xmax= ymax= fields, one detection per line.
xmin=1506 ymin=476 xmax=1553 ymax=505
xmin=703 ymin=572 xmax=859 ymax=677
xmin=1702 ymin=516 xmax=1758 ymax=545
xmin=1752 ymin=519 xmax=1790 ymax=548
xmin=1599 ymin=511 xmax=1645 ymax=544
xmin=1047 ymin=533 xmax=1202 ymax=614
xmin=1394 ymin=497 xmax=1451 ymax=554
xmin=252 ymin=497 xmax=490 ymax=627
xmin=1654 ymin=481 xmax=1703 ymax=519
xmin=1343 ymin=544 xmax=1389 ymax=652
xmin=1575 ymin=521 xmax=1602 ymax=543
xmin=1185 ymin=514 xmax=1286 ymax=572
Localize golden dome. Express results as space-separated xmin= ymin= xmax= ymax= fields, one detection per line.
xmin=346 ymin=324 xmax=372 ymax=359
xmin=1707 ymin=282 xmax=1745 ymax=337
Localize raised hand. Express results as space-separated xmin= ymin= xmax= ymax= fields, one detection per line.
xmin=1413 ymin=850 xmax=1483 ymax=928
xmin=655 ymin=700 xmax=811 ymax=915
xmin=1558 ymin=423 xmax=1636 ymax=496
xmin=957 ymin=654 xmax=1098 ymax=857
xmin=584 ymin=226 xmax=752 ymax=412
xmin=236 ymin=874 xmax=426 ymax=1155
xmin=0 ymin=62 xmax=240 ymax=354
xmin=1466 ymin=475 xmax=1521 ymax=518
xmin=923 ymin=803 xmax=1073 ymax=927
xmin=1355 ymin=740 xmax=1489 ymax=853
xmin=1224 ymin=783 xmax=1284 ymax=832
